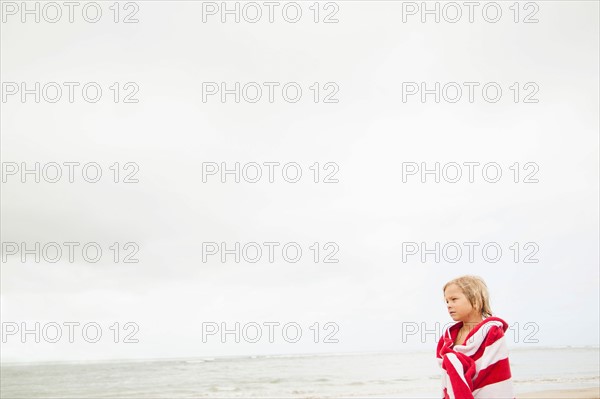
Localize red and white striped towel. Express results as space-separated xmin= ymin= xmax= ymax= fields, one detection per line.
xmin=436 ymin=317 xmax=515 ymax=399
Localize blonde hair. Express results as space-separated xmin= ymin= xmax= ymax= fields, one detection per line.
xmin=443 ymin=275 xmax=493 ymax=318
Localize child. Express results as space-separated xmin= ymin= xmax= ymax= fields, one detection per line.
xmin=436 ymin=275 xmax=515 ymax=399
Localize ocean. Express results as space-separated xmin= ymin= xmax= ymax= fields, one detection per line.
xmin=1 ymin=348 xmax=598 ymax=398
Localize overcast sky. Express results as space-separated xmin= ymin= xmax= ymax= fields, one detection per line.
xmin=1 ymin=1 xmax=598 ymax=362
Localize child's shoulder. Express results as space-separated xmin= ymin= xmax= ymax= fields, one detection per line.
xmin=480 ymin=316 xmax=509 ymax=330
xmin=478 ymin=317 xmax=510 ymax=341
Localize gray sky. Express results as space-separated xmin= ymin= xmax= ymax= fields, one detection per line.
xmin=1 ymin=1 xmax=598 ymax=362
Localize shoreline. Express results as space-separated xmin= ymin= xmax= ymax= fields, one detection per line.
xmin=519 ymin=387 xmax=600 ymax=399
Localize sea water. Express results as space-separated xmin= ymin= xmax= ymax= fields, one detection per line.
xmin=1 ymin=348 xmax=598 ymax=398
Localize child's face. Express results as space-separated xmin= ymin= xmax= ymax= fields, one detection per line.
xmin=444 ymin=284 xmax=478 ymax=322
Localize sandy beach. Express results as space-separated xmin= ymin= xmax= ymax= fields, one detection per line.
xmin=519 ymin=387 xmax=600 ymax=399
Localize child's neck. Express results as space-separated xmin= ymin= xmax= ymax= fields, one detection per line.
xmin=461 ymin=316 xmax=483 ymax=330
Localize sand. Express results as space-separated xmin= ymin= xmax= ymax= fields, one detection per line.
xmin=519 ymin=387 xmax=600 ymax=399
